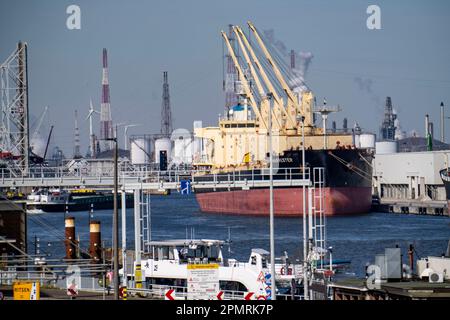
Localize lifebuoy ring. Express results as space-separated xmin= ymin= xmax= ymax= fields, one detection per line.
xmin=280 ymin=267 xmax=293 ymax=275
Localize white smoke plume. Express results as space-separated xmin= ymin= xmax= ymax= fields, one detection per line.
xmin=354 ymin=76 xmax=383 ymax=113
xmin=393 ymin=108 xmax=406 ymax=140
xmin=262 ymin=29 xmax=313 ymax=94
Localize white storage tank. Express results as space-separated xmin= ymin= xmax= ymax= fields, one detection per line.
xmin=359 ymin=133 xmax=376 ymax=149
xmin=130 ymin=138 xmax=151 ymax=164
xmin=375 ymin=141 xmax=398 ymax=154
xmin=173 ymin=136 xmax=193 ymax=165
xmin=354 ymin=134 xmax=361 ymax=148
xmin=155 ymin=138 xmax=172 ymax=163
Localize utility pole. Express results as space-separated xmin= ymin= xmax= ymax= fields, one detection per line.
xmin=267 ymin=92 xmax=276 ymax=300
xmin=300 ymin=115 xmax=309 ymax=300
xmin=121 ymin=182 xmax=127 ymax=287
xmin=113 ymin=133 xmax=119 ymax=299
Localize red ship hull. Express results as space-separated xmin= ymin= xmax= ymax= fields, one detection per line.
xmin=195 ymin=187 xmax=372 ymax=217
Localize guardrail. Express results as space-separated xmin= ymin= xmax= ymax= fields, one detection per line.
xmin=0 ymin=166 xmax=312 ymax=190
xmin=126 ymin=285 xmax=304 ymax=300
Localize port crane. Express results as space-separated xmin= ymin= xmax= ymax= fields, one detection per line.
xmin=232 ymin=26 xmax=283 ymax=131
xmin=221 ymin=31 xmax=267 ymax=130
xmin=247 ymin=22 xmax=302 ymax=133
xmin=224 ymin=23 xmax=315 ymax=135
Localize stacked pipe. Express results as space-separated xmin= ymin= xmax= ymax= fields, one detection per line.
xmin=64 ymin=217 xmax=77 ymax=259
xmin=89 ymin=220 xmax=102 ymax=263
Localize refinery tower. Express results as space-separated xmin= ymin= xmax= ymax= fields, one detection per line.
xmin=100 ymin=48 xmax=114 ymax=151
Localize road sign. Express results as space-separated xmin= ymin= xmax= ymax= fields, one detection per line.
xmin=180 ymin=180 xmax=191 ymax=195
xmin=67 ymin=284 xmax=78 ymax=296
xmin=13 ymin=281 xmax=40 ymax=300
xmin=187 ymin=263 xmax=219 ymax=300
xmin=119 ymin=286 xmax=128 ymax=300
xmin=244 ymin=292 xmax=254 ymax=300
xmin=66 ymin=265 xmax=80 ymax=297
xmin=165 ymin=289 xmax=175 ymax=300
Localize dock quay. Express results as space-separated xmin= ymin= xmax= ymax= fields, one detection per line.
xmin=372 ymin=199 xmax=448 ymax=216
xmin=330 ymin=278 xmax=450 ymax=300
xmin=372 ymin=150 xmax=450 ymax=217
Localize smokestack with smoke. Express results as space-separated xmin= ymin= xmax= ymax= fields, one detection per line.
xmin=393 ymin=108 xmax=406 ymax=140
xmin=262 ymin=29 xmax=313 ymax=94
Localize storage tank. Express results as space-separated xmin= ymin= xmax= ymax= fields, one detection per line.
xmin=173 ymin=136 xmax=193 ymax=165
xmin=155 ymin=138 xmax=172 ymax=163
xmin=354 ymin=134 xmax=361 ymax=148
xmin=130 ymin=138 xmax=151 ymax=164
xmin=359 ymin=133 xmax=376 ymax=149
xmin=375 ymin=141 xmax=398 ymax=154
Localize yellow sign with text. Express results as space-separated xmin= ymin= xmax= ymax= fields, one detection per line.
xmin=13 ymin=281 xmax=40 ymax=300
xmin=187 ymin=263 xmax=219 ymax=270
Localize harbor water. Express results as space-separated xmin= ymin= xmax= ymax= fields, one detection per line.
xmin=27 ymin=193 xmax=450 ymax=277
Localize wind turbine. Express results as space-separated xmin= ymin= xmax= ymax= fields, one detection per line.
xmin=86 ymin=99 xmax=100 ymax=158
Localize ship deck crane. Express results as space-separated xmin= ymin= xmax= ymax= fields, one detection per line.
xmin=248 ymin=21 xmax=309 ymax=132
xmin=221 ymin=31 xmax=267 ymax=130
xmin=234 ymin=25 xmax=287 ymax=132
xmin=231 ymin=26 xmax=282 ymax=131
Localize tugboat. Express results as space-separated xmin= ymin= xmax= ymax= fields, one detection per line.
xmin=26 ymin=188 xmax=134 ymax=213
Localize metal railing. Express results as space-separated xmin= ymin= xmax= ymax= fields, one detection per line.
xmin=126 ymin=284 xmax=304 ymax=300
xmin=0 ymin=165 xmax=312 ymax=190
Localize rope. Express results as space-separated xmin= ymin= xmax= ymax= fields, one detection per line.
xmin=327 ymin=151 xmax=373 ymax=182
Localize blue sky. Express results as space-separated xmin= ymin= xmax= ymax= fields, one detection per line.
xmin=1 ymin=0 xmax=449 ymax=156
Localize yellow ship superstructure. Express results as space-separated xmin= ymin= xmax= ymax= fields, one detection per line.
xmin=194 ymin=22 xmax=353 ymax=170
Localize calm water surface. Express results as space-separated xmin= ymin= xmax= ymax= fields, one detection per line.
xmin=27 ymin=193 xmax=450 ymax=277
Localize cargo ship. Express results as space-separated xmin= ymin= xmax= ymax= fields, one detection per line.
xmin=26 ymin=188 xmax=134 ymax=213
xmin=192 ymin=23 xmax=374 ymax=217
xmin=194 ymin=148 xmax=373 ymax=216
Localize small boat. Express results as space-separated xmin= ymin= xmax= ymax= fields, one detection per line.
xmin=122 ymin=239 xmax=306 ymax=299
xmin=26 ymin=188 xmax=134 ymax=213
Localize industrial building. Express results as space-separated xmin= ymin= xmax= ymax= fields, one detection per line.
xmin=0 ymin=201 xmax=27 ymax=257
xmin=373 ymin=148 xmax=450 ymax=214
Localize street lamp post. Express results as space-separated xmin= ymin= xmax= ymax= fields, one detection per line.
xmin=113 ymin=137 xmax=119 ymax=299
xmin=123 ymin=124 xmax=141 ymax=151
xmin=267 ymin=92 xmax=276 ymax=300
xmin=103 ymin=131 xmax=119 ymax=300
xmin=300 ymin=115 xmax=309 ymax=300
